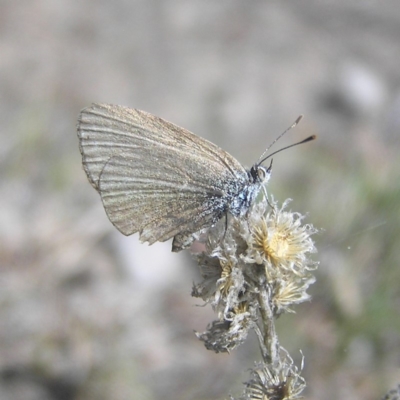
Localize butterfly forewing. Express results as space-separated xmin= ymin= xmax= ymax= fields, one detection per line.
xmin=77 ymin=103 xmax=249 ymax=245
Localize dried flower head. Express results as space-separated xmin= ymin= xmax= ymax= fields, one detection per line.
xmin=242 ymin=350 xmax=306 ymax=400
xmin=245 ymin=200 xmax=317 ymax=280
xmin=382 ymin=384 xmax=400 ymax=400
xmin=272 ymin=276 xmax=316 ymax=314
xmin=195 ymin=303 xmax=256 ymax=353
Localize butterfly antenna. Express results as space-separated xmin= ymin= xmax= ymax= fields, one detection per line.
xmin=256 ymin=115 xmax=304 ymax=165
xmin=259 ymin=134 xmax=316 ymax=164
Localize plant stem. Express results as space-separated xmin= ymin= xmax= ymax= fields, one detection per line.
xmin=257 ymin=278 xmax=279 ymax=366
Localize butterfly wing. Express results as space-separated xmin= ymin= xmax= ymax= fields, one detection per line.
xmin=77 ymin=103 xmax=248 ymax=245
xmin=98 ymin=149 xmax=225 ymax=244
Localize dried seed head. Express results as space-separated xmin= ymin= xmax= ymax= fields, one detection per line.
xmin=245 ymin=200 xmax=318 ymax=280
xmin=242 ymin=351 xmax=306 ymax=400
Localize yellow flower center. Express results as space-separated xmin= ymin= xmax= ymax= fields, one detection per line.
xmin=219 ymin=260 xmax=234 ymax=296
xmin=263 ymin=231 xmax=290 ymax=262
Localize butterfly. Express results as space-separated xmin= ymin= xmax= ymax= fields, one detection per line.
xmin=77 ymin=104 xmax=313 ymax=251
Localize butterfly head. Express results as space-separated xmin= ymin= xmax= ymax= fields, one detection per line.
xmin=249 ymin=160 xmax=272 ymax=185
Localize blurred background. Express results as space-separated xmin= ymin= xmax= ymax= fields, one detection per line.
xmin=1 ymin=1 xmax=399 ymax=399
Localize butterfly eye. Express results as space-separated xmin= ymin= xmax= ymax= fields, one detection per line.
xmin=257 ymin=166 xmax=267 ymax=180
